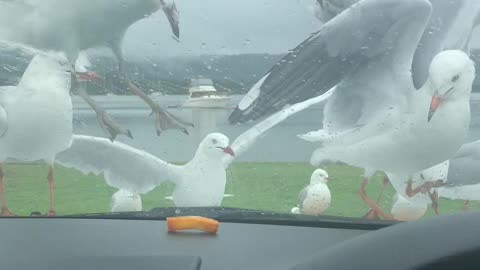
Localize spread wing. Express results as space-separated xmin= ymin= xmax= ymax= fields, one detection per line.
xmin=56 ymin=135 xmax=183 ymax=194
xmin=223 ymin=88 xmax=335 ymax=168
xmin=228 ymin=0 xmax=432 ymax=124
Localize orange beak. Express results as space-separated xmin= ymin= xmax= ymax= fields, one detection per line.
xmin=428 ymin=94 xmax=442 ymax=122
xmin=221 ymin=146 xmax=235 ymax=156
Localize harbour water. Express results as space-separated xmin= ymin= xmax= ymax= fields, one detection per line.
xmin=72 ymin=94 xmax=480 ymax=163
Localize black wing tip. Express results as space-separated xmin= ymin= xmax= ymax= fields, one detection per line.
xmin=228 ymin=108 xmax=246 ymax=124
xmin=228 ymin=107 xmax=265 ymax=125
xmin=127 ymin=130 xmax=133 ymax=139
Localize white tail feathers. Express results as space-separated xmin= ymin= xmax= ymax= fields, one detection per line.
xmin=111 ymin=189 xmax=142 ymax=212
xmin=291 ymin=206 xmax=301 ymax=214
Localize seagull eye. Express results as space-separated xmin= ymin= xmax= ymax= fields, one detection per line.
xmin=212 ymin=139 xmax=218 ymax=144
xmin=451 ymin=75 xmax=460 ymax=82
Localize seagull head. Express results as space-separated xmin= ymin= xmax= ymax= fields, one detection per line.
xmin=310 ymin=168 xmax=330 ymax=184
xmin=200 ymin=133 xmax=235 ymax=158
xmin=161 ymin=0 xmax=180 ymax=41
xmin=23 ymin=54 xmax=73 ymax=91
xmin=427 ymin=50 xmax=475 ymax=122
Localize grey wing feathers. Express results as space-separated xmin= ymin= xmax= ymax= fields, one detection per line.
xmin=451 ymin=140 xmax=480 ymax=160
xmin=228 ymin=0 xmax=432 ymax=124
xmin=446 ymin=141 xmax=480 ymax=187
xmin=55 ymin=135 xmax=182 ymax=194
xmin=297 ymin=187 xmax=309 ymax=210
xmin=447 ymin=157 xmax=480 ymax=187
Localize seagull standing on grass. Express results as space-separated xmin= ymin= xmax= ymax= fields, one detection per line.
xmin=56 ymin=90 xmax=333 ymax=210
xmin=291 ymin=169 xmax=331 ymax=216
xmin=0 ymin=0 xmax=188 ymax=140
xmin=230 ymin=0 xmax=476 ymax=215
xmin=0 ymin=53 xmax=75 ymax=216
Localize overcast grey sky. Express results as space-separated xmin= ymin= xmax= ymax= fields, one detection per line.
xmin=123 ymin=0 xmax=322 ymax=60
xmin=121 ymin=0 xmax=480 ymax=60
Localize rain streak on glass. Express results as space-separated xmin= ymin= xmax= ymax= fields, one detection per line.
xmin=0 ymin=0 xmax=478 ymax=221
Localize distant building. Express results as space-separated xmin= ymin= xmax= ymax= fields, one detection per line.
xmin=182 ymin=77 xmax=230 ymax=108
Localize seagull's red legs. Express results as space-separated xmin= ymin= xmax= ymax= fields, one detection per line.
xmin=405 ymin=177 xmax=445 ymax=197
xmin=0 ymin=164 xmax=14 ymax=216
xmin=47 ymin=165 xmax=56 ymax=217
xmin=362 ymin=176 xmax=389 ymax=220
xmin=359 ymin=177 xmax=394 ymax=220
xmin=428 ymin=190 xmax=440 ymax=215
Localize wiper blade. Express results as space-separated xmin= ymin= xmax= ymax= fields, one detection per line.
xmin=61 ymin=207 xmax=397 ymax=230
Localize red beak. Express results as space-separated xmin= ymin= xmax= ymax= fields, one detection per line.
xmin=221 ymin=146 xmax=235 ymax=156
xmin=428 ymin=94 xmax=442 ymax=122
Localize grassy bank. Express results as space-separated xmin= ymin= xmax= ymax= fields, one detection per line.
xmin=1 ymin=163 xmax=477 ymax=218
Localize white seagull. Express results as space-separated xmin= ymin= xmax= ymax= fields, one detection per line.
xmin=406 ymin=140 xmax=480 ymax=211
xmin=390 ymin=194 xmax=428 ymax=222
xmin=290 ymin=169 xmax=331 ymax=216
xmin=111 ymin=189 xmax=142 ymax=212
xmin=235 ymin=0 xmax=476 ymax=212
xmin=394 ymin=161 xmax=449 ymax=215
xmin=366 ymin=160 xmax=449 ymax=220
xmin=0 ymin=52 xmax=73 ymax=216
xmin=0 ymin=0 xmax=188 ymax=140
xmin=56 ymin=91 xmax=333 ymax=208
xmin=228 ymin=0 xmax=480 ymax=126
xmin=361 ymin=191 xmax=429 ymax=222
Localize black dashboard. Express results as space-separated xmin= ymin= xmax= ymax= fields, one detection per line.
xmin=0 ymin=208 xmax=479 ymax=270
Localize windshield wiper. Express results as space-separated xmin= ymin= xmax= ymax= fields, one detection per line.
xmin=60 ymin=207 xmax=396 ymax=230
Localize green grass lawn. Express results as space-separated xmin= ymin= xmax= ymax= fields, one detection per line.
xmin=1 ymin=163 xmax=478 ymax=219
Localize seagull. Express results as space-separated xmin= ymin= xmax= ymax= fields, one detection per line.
xmin=228 ymin=0 xmax=480 ymax=124
xmin=55 ymin=91 xmax=333 ymax=207
xmin=390 ymin=194 xmax=428 ymax=221
xmin=399 ymin=161 xmax=449 ymax=215
xmin=290 ymin=169 xmax=331 ymax=216
xmin=391 ymin=139 xmax=480 ymax=214
xmin=111 ymin=189 xmax=142 ymax=212
xmin=364 ymin=167 xmax=446 ymax=220
xmin=0 ymin=0 xmax=189 ymax=140
xmin=0 ymin=53 xmax=73 ymax=216
xmin=235 ymin=0 xmax=475 ymax=213
xmin=406 ymin=140 xmax=480 ymax=212
xmin=310 ymin=50 xmax=474 ymax=213
xmin=55 ymin=133 xmax=230 ymax=207
xmin=367 ymin=142 xmax=480 ymax=220
xmin=363 ymin=193 xmax=428 ymax=221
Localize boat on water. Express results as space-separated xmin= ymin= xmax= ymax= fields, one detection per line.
xmin=182 ymin=77 xmax=230 ymax=108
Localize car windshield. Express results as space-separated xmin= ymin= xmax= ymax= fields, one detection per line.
xmin=0 ymin=0 xmax=478 ymax=222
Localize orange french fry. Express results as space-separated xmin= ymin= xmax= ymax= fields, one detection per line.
xmin=167 ymin=216 xmax=219 ymax=234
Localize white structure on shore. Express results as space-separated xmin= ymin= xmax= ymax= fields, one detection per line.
xmin=183 ymin=77 xmax=230 ymax=146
